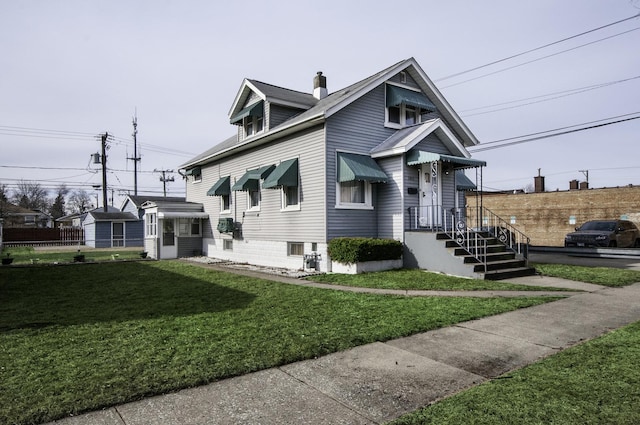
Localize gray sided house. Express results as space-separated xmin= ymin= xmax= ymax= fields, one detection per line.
xmin=170 ymin=57 xmax=526 ymax=278
xmin=82 ymin=206 xmax=142 ymax=248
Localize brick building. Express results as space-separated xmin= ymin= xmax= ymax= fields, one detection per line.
xmin=466 ymin=185 xmax=640 ymax=246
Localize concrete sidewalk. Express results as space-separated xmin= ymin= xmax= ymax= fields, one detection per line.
xmin=47 ymin=281 xmax=640 ymax=425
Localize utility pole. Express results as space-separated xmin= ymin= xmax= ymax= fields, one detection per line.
xmin=127 ymin=112 xmax=141 ymax=195
xmin=100 ymin=132 xmax=111 ymax=212
xmin=579 ymin=169 xmax=589 ymax=185
xmin=155 ymin=169 xmax=175 ymax=197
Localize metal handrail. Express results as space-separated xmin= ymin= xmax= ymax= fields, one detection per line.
xmin=465 ymin=206 xmax=531 ymax=266
xmin=407 ymin=205 xmax=531 ymax=270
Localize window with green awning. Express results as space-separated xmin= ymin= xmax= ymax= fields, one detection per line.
xmin=230 ymin=101 xmax=264 ymax=125
xmin=207 ymin=176 xmax=230 ymax=196
xmin=386 ymin=85 xmax=436 ymax=111
xmin=263 ymin=159 xmax=298 ymax=189
xmin=231 ymin=164 xmax=275 ymax=191
xmin=338 ymin=153 xmax=388 ymax=183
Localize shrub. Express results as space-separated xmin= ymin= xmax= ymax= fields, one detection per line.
xmin=328 ymin=237 xmax=403 ymax=264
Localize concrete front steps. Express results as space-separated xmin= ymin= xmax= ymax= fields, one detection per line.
xmin=440 ymin=233 xmax=537 ymax=280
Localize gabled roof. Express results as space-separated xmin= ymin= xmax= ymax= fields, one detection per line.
xmin=182 ymin=57 xmax=479 ymax=169
xmin=0 ymin=201 xmax=44 ymax=215
xmin=124 ymin=195 xmax=186 ymax=209
xmin=227 ymin=79 xmax=317 ymax=124
xmin=141 ymin=199 xmax=204 ymax=210
xmin=370 ymin=118 xmax=470 ymax=159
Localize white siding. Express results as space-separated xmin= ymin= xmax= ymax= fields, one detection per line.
xmin=187 ymin=125 xmax=326 ymax=244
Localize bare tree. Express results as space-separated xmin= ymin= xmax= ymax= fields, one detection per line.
xmin=67 ymin=190 xmax=93 ymax=213
xmin=11 ymin=180 xmax=50 ymax=212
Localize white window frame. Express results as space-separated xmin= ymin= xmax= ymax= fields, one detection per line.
xmin=223 ymin=239 xmax=233 ymax=250
xmin=384 ymin=85 xmax=433 ymax=129
xmin=192 ymin=169 xmax=202 ymax=183
xmin=281 ymin=184 xmax=300 ymax=211
xmin=244 ymin=115 xmax=264 ymax=138
xmin=335 ymin=180 xmax=373 ymax=210
xmin=145 ymin=213 xmax=157 ymax=237
xmin=247 ymin=187 xmax=261 ymax=211
xmin=221 ymin=194 xmax=231 ymax=214
xmin=287 ymin=242 xmax=304 ymax=256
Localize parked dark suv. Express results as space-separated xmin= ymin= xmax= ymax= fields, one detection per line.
xmin=564 ymin=220 xmax=640 ymax=248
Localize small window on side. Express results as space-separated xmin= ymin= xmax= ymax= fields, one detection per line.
xmin=288 ymin=242 xmax=304 ymax=256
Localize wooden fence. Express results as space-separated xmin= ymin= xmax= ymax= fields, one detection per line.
xmin=3 ymin=227 xmax=84 ymax=246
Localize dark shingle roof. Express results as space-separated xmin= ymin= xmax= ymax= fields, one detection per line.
xmin=127 ymin=195 xmax=185 ymax=207
xmin=88 ymin=211 xmax=139 ymax=221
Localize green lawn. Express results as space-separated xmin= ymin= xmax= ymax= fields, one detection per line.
xmin=0 ymin=261 xmax=554 ymax=425
xmin=2 ymin=246 xmax=143 ymax=265
xmin=306 ymin=268 xmax=571 ymax=291
xmin=534 ymin=262 xmax=640 ymax=286
xmin=390 ymin=319 xmax=640 ymax=425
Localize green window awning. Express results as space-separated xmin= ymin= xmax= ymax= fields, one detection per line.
xmin=455 ymin=171 xmax=477 ymax=191
xmin=386 ymin=85 xmax=436 ymax=111
xmin=232 ymin=164 xmax=275 ymax=191
xmin=338 ymin=153 xmax=388 ymax=183
xmin=407 ymin=150 xmax=486 ymax=169
xmin=184 ymin=166 xmax=201 ymax=176
xmin=230 ymin=101 xmax=264 ymax=124
xmin=207 ymin=176 xmax=230 ymax=196
xmin=263 ymin=158 xmax=298 ymax=189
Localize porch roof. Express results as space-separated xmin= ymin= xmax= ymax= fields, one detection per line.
xmin=407 ymin=150 xmax=486 ymax=169
xmin=157 ymin=212 xmax=209 ymax=219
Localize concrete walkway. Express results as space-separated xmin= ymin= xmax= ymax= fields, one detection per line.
xmin=47 ymin=275 xmax=640 ymax=425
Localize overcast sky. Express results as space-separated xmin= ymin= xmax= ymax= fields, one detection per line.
xmin=2 ymin=0 xmax=639 ymax=209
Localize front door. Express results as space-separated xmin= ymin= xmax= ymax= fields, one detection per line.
xmin=161 ymin=219 xmax=177 ymax=259
xmin=112 ymin=222 xmax=124 ymax=247
xmin=419 ymin=162 xmax=442 ymax=228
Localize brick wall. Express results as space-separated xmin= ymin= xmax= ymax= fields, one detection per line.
xmin=466 ymin=186 xmax=640 ymax=246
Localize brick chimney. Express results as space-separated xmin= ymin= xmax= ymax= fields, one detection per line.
xmin=534 ymin=168 xmax=545 ymax=193
xmin=313 ymin=71 xmax=327 ymax=100
xmin=569 ymin=180 xmax=579 ymax=190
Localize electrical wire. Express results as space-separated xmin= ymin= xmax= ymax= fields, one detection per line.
xmin=460 ymin=75 xmax=640 ymax=117
xmin=441 ymin=26 xmax=640 ymax=89
xmin=470 ymin=114 xmax=640 ymax=152
xmin=435 ymin=12 xmax=640 ymax=82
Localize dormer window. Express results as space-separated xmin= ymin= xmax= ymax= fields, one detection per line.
xmin=244 ymin=114 xmax=263 ymax=137
xmin=386 ymin=84 xmax=436 ymax=128
xmin=230 ymin=101 xmax=265 ymax=137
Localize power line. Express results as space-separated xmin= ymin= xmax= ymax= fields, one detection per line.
xmin=435 ymin=12 xmax=640 ymax=82
xmin=441 ymin=26 xmax=640 ymax=89
xmin=460 ymin=75 xmax=640 ymax=117
xmin=0 ymin=165 xmax=158 ymax=173
xmin=470 ymin=113 xmax=640 ymax=152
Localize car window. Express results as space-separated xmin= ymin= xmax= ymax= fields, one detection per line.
xmin=581 ymin=221 xmax=615 ymax=231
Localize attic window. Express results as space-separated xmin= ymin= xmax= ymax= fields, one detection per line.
xmin=244 ymin=114 xmax=263 ymax=136
xmin=385 ymin=84 xmax=436 ymax=128
xmin=230 ymin=101 xmax=264 ymax=137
